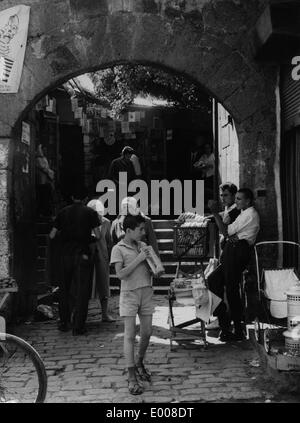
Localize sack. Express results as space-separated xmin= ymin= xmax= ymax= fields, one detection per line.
xmin=34 ymin=304 xmax=54 ymax=321
xmin=143 ymin=246 xmax=165 ymax=276
xmin=193 ymin=287 xmax=222 ymax=323
xmin=204 ymin=258 xmax=219 ymax=278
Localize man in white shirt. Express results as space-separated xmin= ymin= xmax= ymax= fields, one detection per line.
xmin=207 ymin=188 xmax=260 ymax=342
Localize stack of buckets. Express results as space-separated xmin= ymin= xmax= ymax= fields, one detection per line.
xmin=283 ymin=285 xmax=300 ymax=356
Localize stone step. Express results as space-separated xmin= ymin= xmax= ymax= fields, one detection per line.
xmin=151 ymin=219 xmax=176 ymax=229
xmin=154 ymin=228 xmax=174 ymax=239
xmin=159 ymin=250 xmax=176 ymax=261
xmin=37 ymin=234 xmax=48 ymax=247
xmin=157 ymin=239 xmax=173 ymax=250
xmin=37 ymin=257 xmax=47 ymax=270
xmin=38 ymin=246 xmax=47 ymax=258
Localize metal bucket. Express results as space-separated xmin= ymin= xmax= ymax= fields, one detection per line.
xmin=287 ymin=285 xmax=300 ymax=330
xmin=283 ymin=327 xmax=300 ymax=356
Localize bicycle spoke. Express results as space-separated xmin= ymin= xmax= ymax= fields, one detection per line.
xmin=0 ymin=335 xmax=47 ymax=403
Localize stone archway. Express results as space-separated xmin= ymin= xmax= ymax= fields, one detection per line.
xmin=0 ymin=0 xmax=279 ymax=287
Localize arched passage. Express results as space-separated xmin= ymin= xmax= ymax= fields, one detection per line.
xmin=0 ymin=0 xmax=279 ymax=292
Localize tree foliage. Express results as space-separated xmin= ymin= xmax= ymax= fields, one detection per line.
xmin=90 ymin=65 xmax=211 ymax=117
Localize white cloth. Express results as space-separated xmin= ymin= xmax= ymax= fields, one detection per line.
xmin=265 ymin=269 xmax=300 ymax=301
xmin=193 ymin=153 xmax=215 ymax=178
xmin=204 ymin=258 xmax=219 ymax=278
xmin=192 ymin=287 xmax=222 ymax=323
xmin=130 ymin=154 xmax=142 ymax=176
xmin=264 ymin=269 xmax=300 ymax=318
xmin=223 ymin=203 xmax=237 ymax=224
xmin=227 ymin=206 xmax=260 ymax=245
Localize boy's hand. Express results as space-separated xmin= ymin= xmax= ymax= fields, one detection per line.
xmin=139 ymin=246 xmax=151 ymax=261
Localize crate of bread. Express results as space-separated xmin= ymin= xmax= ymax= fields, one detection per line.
xmin=174 ymin=213 xmax=210 ymax=258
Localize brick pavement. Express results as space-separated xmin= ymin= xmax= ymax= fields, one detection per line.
xmin=9 ymin=295 xmax=300 ymax=403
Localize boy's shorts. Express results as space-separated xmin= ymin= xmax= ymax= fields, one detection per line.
xmin=120 ymin=286 xmax=154 ymax=317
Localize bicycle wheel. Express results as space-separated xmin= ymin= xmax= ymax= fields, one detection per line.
xmin=0 ymin=333 xmax=47 ymax=403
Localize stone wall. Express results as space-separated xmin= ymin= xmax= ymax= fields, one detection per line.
xmin=0 ymin=0 xmax=279 ymax=288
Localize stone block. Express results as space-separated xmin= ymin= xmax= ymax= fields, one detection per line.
xmin=0 ymin=231 xmax=9 ymax=256
xmin=0 ymin=255 xmax=9 ymax=280
xmin=0 ymin=171 xmax=8 ymax=199
xmin=109 ymin=0 xmax=135 ymax=13
xmin=0 ymin=200 xmax=8 ymax=230
xmin=0 ymin=140 xmax=10 ymax=170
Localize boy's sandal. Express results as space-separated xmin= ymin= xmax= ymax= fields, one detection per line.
xmin=135 ymin=364 xmax=151 ymax=382
xmin=128 ymin=379 xmax=144 ymax=395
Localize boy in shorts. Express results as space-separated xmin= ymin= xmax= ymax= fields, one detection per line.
xmin=110 ymin=214 xmax=153 ymax=395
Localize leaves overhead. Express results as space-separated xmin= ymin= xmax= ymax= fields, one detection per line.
xmin=90 ymin=65 xmax=211 ymax=117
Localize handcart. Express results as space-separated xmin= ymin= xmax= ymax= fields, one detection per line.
xmin=244 ymin=241 xmax=300 ymax=362
xmin=167 ymin=221 xmax=217 ymax=350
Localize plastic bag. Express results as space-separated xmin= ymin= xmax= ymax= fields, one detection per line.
xmin=34 ymin=304 xmax=54 ymax=321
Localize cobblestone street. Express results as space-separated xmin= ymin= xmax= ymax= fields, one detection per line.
xmin=8 ymin=295 xmax=300 ymax=404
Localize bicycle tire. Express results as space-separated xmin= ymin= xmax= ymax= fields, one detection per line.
xmin=0 ymin=333 xmax=47 ymax=403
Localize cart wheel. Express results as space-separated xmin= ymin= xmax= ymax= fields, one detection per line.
xmin=253 ymin=317 xmax=261 ymax=343
xmin=263 ymin=328 xmax=271 ymax=354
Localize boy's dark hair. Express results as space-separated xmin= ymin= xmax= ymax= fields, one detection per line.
xmin=123 ymin=214 xmax=145 ymax=232
xmin=219 ymin=182 xmax=238 ymax=196
xmin=238 ymin=188 xmax=254 ymax=204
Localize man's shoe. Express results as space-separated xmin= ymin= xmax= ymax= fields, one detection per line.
xmin=102 ymin=315 xmax=116 ymax=323
xmin=72 ymin=327 xmax=87 ymax=336
xmin=219 ymin=330 xmax=236 ymax=342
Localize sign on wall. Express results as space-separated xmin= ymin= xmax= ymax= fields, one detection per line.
xmin=0 ymin=5 xmax=30 ymax=93
xmin=21 ymin=121 xmax=30 ymax=145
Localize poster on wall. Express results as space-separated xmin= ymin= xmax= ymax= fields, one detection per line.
xmin=0 ymin=5 xmax=30 ymax=93
xmin=21 ymin=121 xmax=30 ymax=145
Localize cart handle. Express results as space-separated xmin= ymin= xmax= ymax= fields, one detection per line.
xmin=255 ymin=241 xmax=300 ymax=248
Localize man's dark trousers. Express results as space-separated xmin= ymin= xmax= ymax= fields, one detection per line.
xmin=59 ymin=243 xmax=93 ymax=330
xmin=207 ymin=240 xmax=251 ymax=330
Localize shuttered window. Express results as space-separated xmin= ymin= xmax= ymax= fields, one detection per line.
xmin=280 ymin=128 xmax=300 ymax=270
xmin=281 ymin=64 xmax=300 ymax=131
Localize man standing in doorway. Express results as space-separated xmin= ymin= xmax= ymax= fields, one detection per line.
xmin=108 ymin=146 xmax=136 ymax=211
xmin=49 ymin=186 xmax=101 ymax=335
xmin=207 ymin=188 xmax=260 ymax=341
xmin=108 ymin=146 xmax=136 ymax=185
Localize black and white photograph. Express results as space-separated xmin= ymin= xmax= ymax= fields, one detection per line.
xmin=0 ymin=0 xmax=299 ymax=409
